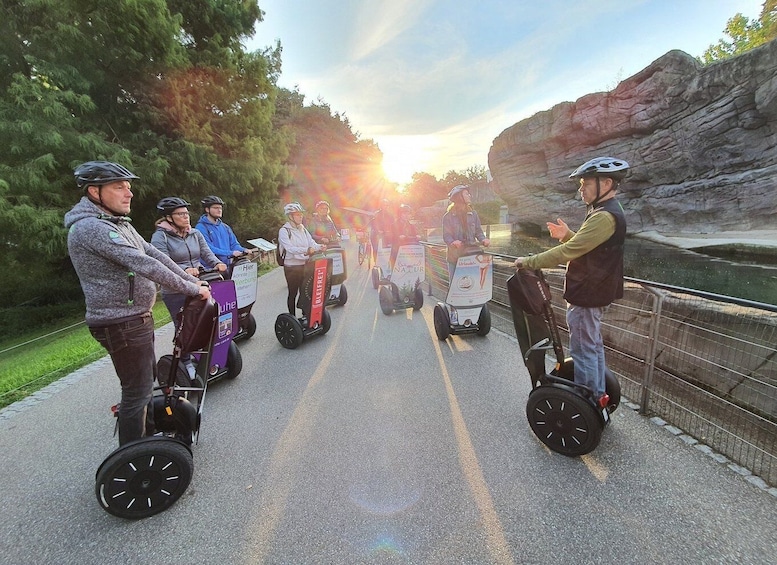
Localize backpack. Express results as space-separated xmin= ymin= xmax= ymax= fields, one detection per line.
xmin=275 ymin=227 xmax=291 ymax=266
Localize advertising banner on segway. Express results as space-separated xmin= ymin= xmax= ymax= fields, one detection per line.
xmin=231 ymin=261 xmax=257 ymax=309
xmin=309 ymin=258 xmax=329 ymax=327
xmin=392 ymin=244 xmax=425 ymax=302
xmin=326 ymin=248 xmax=346 ymax=302
xmin=209 ymin=280 xmax=238 ymax=368
xmin=446 ymin=253 xmax=493 ymax=307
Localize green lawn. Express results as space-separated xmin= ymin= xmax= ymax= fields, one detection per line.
xmin=0 ymin=262 xmax=275 ymax=410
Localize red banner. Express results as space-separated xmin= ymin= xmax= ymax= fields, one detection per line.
xmin=309 ymin=258 xmax=328 ymax=326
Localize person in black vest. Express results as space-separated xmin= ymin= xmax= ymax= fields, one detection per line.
xmin=514 ymin=157 xmax=629 ymax=405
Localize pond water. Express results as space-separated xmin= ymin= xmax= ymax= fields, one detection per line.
xmin=490 ymin=232 xmax=777 ymax=306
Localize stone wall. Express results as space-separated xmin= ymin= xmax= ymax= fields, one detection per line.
xmin=488 ymin=40 xmax=777 ymax=235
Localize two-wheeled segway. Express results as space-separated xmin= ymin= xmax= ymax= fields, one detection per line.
xmin=95 ymin=294 xmax=220 ymax=519
xmin=377 ymin=241 xmax=425 ymax=315
xmin=274 ymin=253 xmax=333 ymax=349
xmin=433 ymin=245 xmax=492 ymax=339
xmin=228 ymin=251 xmax=259 ymax=340
xmin=323 ymin=246 xmax=348 ymax=307
xmin=156 ymin=268 xmax=243 ymax=388
xmin=507 ymin=268 xmax=621 ymax=456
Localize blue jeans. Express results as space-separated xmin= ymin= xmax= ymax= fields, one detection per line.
xmin=89 ymin=314 xmax=156 ymax=445
xmin=566 ymin=304 xmax=607 ymax=398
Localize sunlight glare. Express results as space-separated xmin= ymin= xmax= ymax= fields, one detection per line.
xmin=377 ymin=134 xmax=440 ymax=187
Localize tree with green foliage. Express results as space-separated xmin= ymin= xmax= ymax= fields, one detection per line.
xmin=700 ymin=0 xmax=777 ymax=63
xmin=0 ymin=0 xmax=290 ymax=311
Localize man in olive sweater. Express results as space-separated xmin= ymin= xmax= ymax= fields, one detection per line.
xmin=65 ymin=161 xmax=210 ymax=445
xmin=514 ymin=157 xmax=630 ymax=404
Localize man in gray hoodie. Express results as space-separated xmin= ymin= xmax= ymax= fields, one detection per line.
xmin=65 ymin=161 xmax=211 ymax=446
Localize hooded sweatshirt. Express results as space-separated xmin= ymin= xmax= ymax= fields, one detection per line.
xmin=277 ymin=221 xmax=322 ymax=266
xmin=150 ymin=220 xmax=222 ymax=295
xmin=65 ymin=197 xmax=202 ymax=326
xmin=195 ymin=214 xmax=246 ymax=264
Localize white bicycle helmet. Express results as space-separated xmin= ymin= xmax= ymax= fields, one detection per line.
xmin=284 ymin=202 xmax=304 ymax=215
xmin=569 ymin=157 xmax=629 ymax=180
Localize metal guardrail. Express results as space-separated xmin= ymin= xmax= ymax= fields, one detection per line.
xmin=423 ymin=243 xmax=777 ymax=486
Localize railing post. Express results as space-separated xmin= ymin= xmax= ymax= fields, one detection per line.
xmin=640 ymin=286 xmax=664 ymax=415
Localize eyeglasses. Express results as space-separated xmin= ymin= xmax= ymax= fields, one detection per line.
xmin=172 ymin=211 xmax=190 ymax=217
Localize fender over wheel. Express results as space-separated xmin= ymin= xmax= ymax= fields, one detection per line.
xmin=95 ymin=437 xmax=193 ymax=519
xmin=526 ymin=386 xmax=603 ymax=457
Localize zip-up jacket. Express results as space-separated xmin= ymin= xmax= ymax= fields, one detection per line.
xmin=195 ymin=214 xmax=246 ymax=264
xmin=65 ymin=197 xmax=202 ymax=326
xmin=278 ymin=222 xmax=322 ymax=266
xmin=442 ymin=206 xmax=487 ymax=263
xmin=150 ymin=221 xmax=222 ymax=296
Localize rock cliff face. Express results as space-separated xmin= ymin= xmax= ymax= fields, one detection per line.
xmin=488 ymin=40 xmax=777 ymax=235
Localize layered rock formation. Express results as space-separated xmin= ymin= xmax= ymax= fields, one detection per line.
xmin=488 ymin=40 xmax=777 ymax=235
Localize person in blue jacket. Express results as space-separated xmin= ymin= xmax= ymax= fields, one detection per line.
xmin=195 ymin=195 xmax=256 ymax=265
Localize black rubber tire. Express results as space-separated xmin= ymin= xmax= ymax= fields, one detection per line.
xmin=275 ymin=313 xmax=304 ymax=349
xmin=371 ymin=267 xmax=381 ymax=289
xmin=337 ymin=285 xmax=348 ymax=306
xmin=95 ymin=437 xmax=193 ymax=519
xmin=412 ymin=287 xmax=424 ymax=311
xmin=243 ymin=313 xmax=257 ymax=339
xmin=379 ymin=285 xmax=394 ymax=315
xmin=321 ymin=309 xmax=332 ymax=334
xmin=605 ymin=368 xmax=621 ymax=413
xmin=526 ymin=386 xmax=603 ymax=456
xmin=358 ymin=244 xmax=365 ymax=265
xmin=156 ymin=354 xmax=189 ymax=388
xmin=225 ymin=340 xmax=242 ymax=379
xmin=476 ymin=303 xmax=491 ymax=336
xmin=433 ymin=304 xmax=450 ymax=340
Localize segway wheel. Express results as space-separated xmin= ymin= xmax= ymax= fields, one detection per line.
xmin=433 ymin=303 xmax=450 ymax=340
xmin=156 ymin=354 xmax=189 ymax=388
xmin=338 ymin=284 xmax=348 ymax=306
xmin=476 ymin=303 xmax=491 ymax=336
xmin=605 ymin=368 xmax=621 ymax=413
xmin=379 ymin=285 xmax=394 ymax=315
xmin=371 ymin=267 xmax=381 ymax=289
xmin=243 ymin=313 xmax=257 ymax=339
xmin=526 ymin=386 xmax=603 ymax=456
xmin=412 ymin=286 xmax=424 ymax=311
xmin=321 ymin=309 xmax=332 ymax=334
xmin=225 ymin=341 xmax=242 ymax=379
xmin=95 ymin=437 xmax=193 ymax=519
xmin=275 ymin=313 xmax=304 ymax=349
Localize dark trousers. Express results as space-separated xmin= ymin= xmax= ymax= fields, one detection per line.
xmin=284 ymin=264 xmax=306 ymax=314
xmin=89 ymin=314 xmax=156 ymax=445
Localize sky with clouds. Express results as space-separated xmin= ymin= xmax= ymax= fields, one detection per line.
xmin=248 ymin=0 xmax=764 ymax=184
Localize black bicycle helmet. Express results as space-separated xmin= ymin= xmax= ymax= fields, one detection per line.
xmin=157 ymin=197 xmax=191 ymax=216
xmin=74 ymin=161 xmax=139 ymax=189
xmin=201 ymin=195 xmax=225 ymax=208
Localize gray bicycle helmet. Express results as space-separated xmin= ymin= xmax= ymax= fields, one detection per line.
xmin=201 ymin=195 xmax=225 ymax=208
xmin=74 ymin=161 xmax=139 ymax=189
xmin=569 ymin=157 xmax=630 ymax=180
xmin=284 ymin=202 xmax=304 ymax=215
xmin=447 ymin=185 xmax=468 ymax=201
xmin=157 ymin=197 xmax=191 ymax=216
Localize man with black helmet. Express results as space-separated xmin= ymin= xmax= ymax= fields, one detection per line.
xmin=514 ymin=156 xmax=629 ymax=406
xmin=65 ymin=161 xmax=211 ymax=446
xmin=195 ymin=195 xmax=256 ymax=264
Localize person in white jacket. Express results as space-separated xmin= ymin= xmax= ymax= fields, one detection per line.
xmin=278 ymin=202 xmax=326 ymax=314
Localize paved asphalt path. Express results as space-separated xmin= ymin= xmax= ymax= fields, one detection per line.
xmin=1 ymin=242 xmax=775 ymax=565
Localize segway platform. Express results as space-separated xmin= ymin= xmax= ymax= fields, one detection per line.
xmin=433 ymin=246 xmax=492 ymax=339
xmin=378 ymin=242 xmax=425 ymax=315
xmin=507 ymin=269 xmax=620 ymax=456
xmin=275 ymin=255 xmax=333 ymax=349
